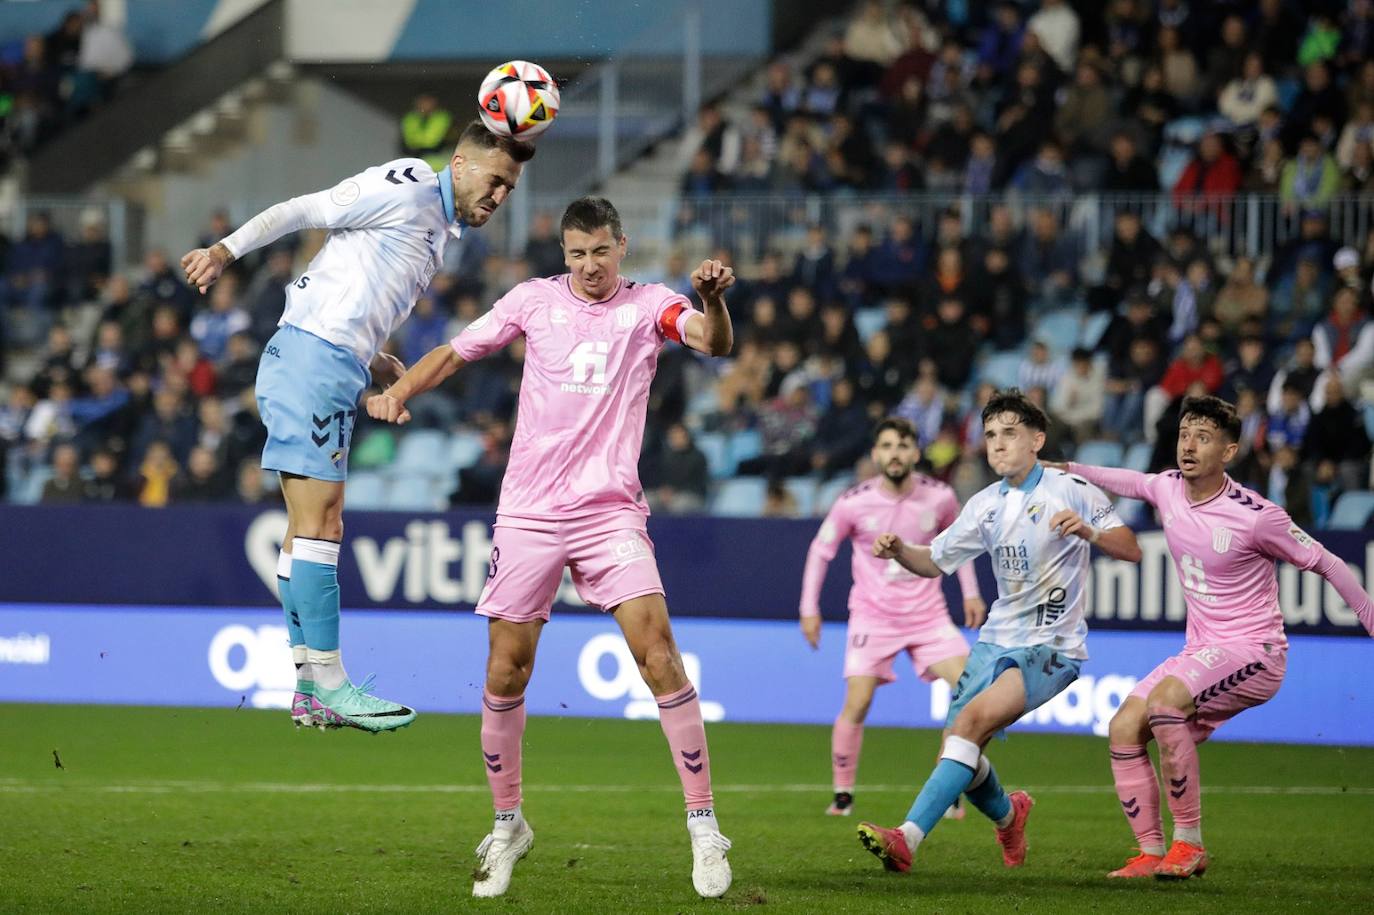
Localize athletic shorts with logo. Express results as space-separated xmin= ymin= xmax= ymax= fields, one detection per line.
xmin=1130 ymin=641 xmax=1286 ymax=743
xmin=945 ymin=641 xmax=1083 ymax=730
xmin=843 ymin=620 xmax=970 ymax=683
xmin=255 ymin=324 xmax=369 ymax=482
xmin=476 ymin=509 xmax=665 ymax=622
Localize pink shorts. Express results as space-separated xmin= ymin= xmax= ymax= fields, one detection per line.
xmin=476 ymin=511 xmax=665 ymax=623
xmin=1131 ymin=642 xmax=1287 ymax=743
xmin=843 ymin=621 xmax=970 ymax=684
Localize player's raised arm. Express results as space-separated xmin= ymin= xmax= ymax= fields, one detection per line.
xmin=1254 ymin=505 xmax=1374 ymax=637
xmin=181 ymin=166 xmax=410 ymax=293
xmin=873 ymin=533 xmax=943 ymax=578
xmin=682 ymin=259 xmax=734 ymax=356
xmin=1061 ymin=462 xmax=1155 ymax=501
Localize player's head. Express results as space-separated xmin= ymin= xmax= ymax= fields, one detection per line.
xmin=560 ymin=196 xmax=628 ymax=300
xmin=450 ymin=121 xmax=535 ymax=227
xmin=871 ymin=417 xmax=919 ymax=484
xmin=980 ymin=388 xmax=1048 ymax=480
xmin=1177 ymin=395 xmax=1241 ymax=480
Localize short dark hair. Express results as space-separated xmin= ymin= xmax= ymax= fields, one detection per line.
xmin=1179 ymin=395 xmax=1242 ymax=442
xmin=981 ymin=388 xmax=1049 ymax=433
xmin=873 ymin=416 xmax=917 ymax=445
xmin=561 ymin=196 xmax=624 ymax=241
xmin=457 ymin=120 xmax=536 ymax=163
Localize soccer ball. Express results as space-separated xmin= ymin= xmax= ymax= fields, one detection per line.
xmin=478 ymin=60 xmax=560 ymax=140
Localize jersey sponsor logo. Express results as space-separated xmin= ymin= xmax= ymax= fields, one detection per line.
xmin=564 ymin=340 xmax=611 ymax=394
xmin=994 ymin=541 xmax=1031 ymax=576
xmin=551 ymin=306 xmax=569 ymax=325
xmin=616 ymin=303 xmax=635 ymax=329
xmin=1091 ymin=504 xmax=1117 ymax=525
xmin=1212 ymin=527 xmax=1234 ymax=554
xmin=1034 ymin=586 xmax=1069 ymax=627
xmin=1288 ymin=525 xmax=1314 ymax=548
xmin=329 ymin=180 xmax=360 ymax=206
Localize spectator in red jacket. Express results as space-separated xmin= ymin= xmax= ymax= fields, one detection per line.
xmin=1172 ymin=132 xmax=1243 ymax=224
xmin=1160 ymin=333 xmax=1224 ymax=399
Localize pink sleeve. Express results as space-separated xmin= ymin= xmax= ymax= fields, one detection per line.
xmin=1066 ymin=463 xmax=1156 ymax=502
xmin=653 ymin=291 xmax=699 ymax=344
xmin=1253 ymin=507 xmax=1374 ymax=636
xmin=451 ymin=290 xmax=524 ymax=362
xmin=939 ymin=488 xmax=981 ymax=602
xmin=800 ymin=501 xmax=851 ymax=618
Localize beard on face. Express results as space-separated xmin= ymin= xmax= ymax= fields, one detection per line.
xmin=883 ymin=461 xmax=911 ymax=484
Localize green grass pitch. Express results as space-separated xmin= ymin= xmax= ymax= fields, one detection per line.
xmin=1 ymin=704 xmax=1371 ymax=913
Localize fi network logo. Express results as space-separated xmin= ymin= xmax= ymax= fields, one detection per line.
xmin=564 ymin=340 xmax=611 ymax=394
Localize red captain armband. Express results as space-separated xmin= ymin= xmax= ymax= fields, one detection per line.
xmin=659 ymin=301 xmax=688 ymax=343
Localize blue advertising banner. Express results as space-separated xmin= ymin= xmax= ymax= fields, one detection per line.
xmin=1 ymin=604 xmax=1370 ymax=746
xmin=1 ymin=505 xmax=1371 ymax=636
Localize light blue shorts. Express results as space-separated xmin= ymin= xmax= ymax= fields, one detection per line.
xmin=944 ymin=641 xmax=1082 ymax=732
xmin=255 ymin=324 xmax=369 ymax=482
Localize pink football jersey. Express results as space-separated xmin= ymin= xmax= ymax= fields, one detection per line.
xmin=452 ymin=275 xmax=699 ymax=521
xmin=1068 ymin=465 xmax=1339 ymax=648
xmin=801 ymin=475 xmax=981 ymax=631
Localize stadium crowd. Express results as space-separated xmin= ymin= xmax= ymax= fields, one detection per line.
xmin=0 ymin=0 xmax=133 ymax=168
xmin=3 ymin=0 xmax=1374 ymax=529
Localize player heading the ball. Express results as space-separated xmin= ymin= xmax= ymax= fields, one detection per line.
xmin=180 ymin=121 xmax=535 ymax=732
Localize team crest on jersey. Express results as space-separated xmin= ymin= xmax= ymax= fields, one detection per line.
xmin=616 ymin=303 xmax=636 ymax=329
xmin=1212 ymin=527 xmax=1233 ymax=554
xmin=1026 ymin=502 xmax=1045 ymax=524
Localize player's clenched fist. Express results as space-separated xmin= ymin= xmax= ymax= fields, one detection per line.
xmin=180 ymin=242 xmax=233 ymax=294
xmin=872 ymin=532 xmax=904 ymax=559
xmin=366 ymin=392 xmax=411 ymax=425
xmin=691 ymin=259 xmax=735 ymax=297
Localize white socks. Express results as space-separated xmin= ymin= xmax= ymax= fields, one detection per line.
xmin=494 ymin=806 xmax=523 ymax=835
xmin=308 ymin=648 xmax=348 ymax=689
xmin=1174 ymin=825 xmax=1203 ymax=847
xmin=899 ymin=821 xmax=925 ymax=853
xmin=687 ymin=808 xmax=719 ymax=833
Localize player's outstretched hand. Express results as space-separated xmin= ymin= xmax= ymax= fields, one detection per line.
xmin=691 ymin=259 xmax=735 ymax=298
xmin=1049 ymin=509 xmax=1089 ymax=541
xmin=872 ymin=532 xmax=904 ymax=560
xmin=962 ymin=597 xmax=988 ymax=629
xmin=800 ymin=615 xmax=821 ymax=650
xmin=366 ymin=392 xmax=411 ymax=425
xmin=180 ymin=243 xmax=232 ymax=294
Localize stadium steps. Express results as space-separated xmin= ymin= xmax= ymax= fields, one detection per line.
xmin=27 ymin=0 xmax=289 ymax=194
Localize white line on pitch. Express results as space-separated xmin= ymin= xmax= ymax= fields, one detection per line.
xmin=0 ymin=779 xmax=1370 ymax=796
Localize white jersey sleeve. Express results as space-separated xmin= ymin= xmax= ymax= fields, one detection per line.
xmin=220 ymin=164 xmax=418 ymax=260
xmin=929 ymin=496 xmax=990 ymax=575
xmin=1066 ymin=473 xmax=1124 ymax=532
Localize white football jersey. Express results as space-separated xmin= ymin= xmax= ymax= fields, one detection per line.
xmin=929 ymin=464 xmax=1122 ymax=660
xmin=221 ymin=157 xmax=462 ymax=365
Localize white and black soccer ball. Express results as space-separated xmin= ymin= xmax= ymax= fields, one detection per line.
xmin=477 ymin=60 xmax=560 ymax=140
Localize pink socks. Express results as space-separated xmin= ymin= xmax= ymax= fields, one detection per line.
xmin=656 ymin=683 xmax=714 ymax=811
xmin=1109 ymin=743 xmax=1164 ymax=855
xmin=481 ymin=690 xmax=526 ymax=810
xmin=1149 ymin=706 xmax=1203 ymax=845
xmin=832 ymin=718 xmax=863 ymax=791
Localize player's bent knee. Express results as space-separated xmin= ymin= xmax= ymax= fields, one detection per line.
xmin=1108 ymin=703 xmax=1150 ymax=745
xmin=1145 ymin=677 xmax=1193 ymax=714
